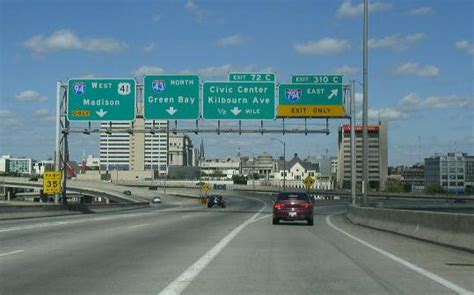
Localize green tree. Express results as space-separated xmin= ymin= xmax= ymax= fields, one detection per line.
xmin=424 ymin=183 xmax=446 ymax=195
xmin=385 ymin=178 xmax=404 ymax=193
xmin=232 ymin=175 xmax=247 ymax=185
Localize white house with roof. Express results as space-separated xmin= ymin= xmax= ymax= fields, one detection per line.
xmin=271 ymin=153 xmax=334 ymax=189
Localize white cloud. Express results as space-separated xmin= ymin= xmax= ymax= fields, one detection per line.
xmin=393 ymin=62 xmax=439 ymax=77
xmin=152 ymin=14 xmax=161 ymax=22
xmin=357 ymin=107 xmax=408 ymax=120
xmin=0 ymin=118 xmax=22 ymax=128
xmin=337 ymin=0 xmax=392 ymax=18
xmin=77 ymin=73 xmax=97 ymax=78
xmin=408 ymin=6 xmax=435 ymax=16
xmin=217 ymin=34 xmax=245 ymax=47
xmin=23 ymin=29 xmax=128 ymax=54
xmin=132 ymin=65 xmax=165 ymax=77
xmin=354 ymin=92 xmax=472 ymax=122
xmin=399 ymin=93 xmax=472 ymax=110
xmin=180 ymin=64 xmax=271 ymax=80
xmin=332 ymin=65 xmax=358 ymax=76
xmin=196 ymin=64 xmax=234 ymax=78
xmin=185 ymin=0 xmax=208 ymax=23
xmin=455 ymin=40 xmax=474 ymax=55
xmin=32 ymin=109 xmax=52 ymax=116
xmin=143 ymin=43 xmax=156 ymax=54
xmin=15 ymin=90 xmax=48 ymax=102
xmin=355 ymin=92 xmax=363 ymax=105
xmin=369 ymin=33 xmax=426 ymax=51
xmin=0 ymin=109 xmax=13 ymax=117
xmin=294 ymin=38 xmax=350 ymax=55
xmin=32 ymin=108 xmax=56 ymax=122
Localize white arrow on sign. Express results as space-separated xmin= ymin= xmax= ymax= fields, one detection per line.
xmin=230 ymin=107 xmax=242 ymax=116
xmin=96 ymin=109 xmax=107 ymax=118
xmin=166 ymin=107 xmax=178 ymax=115
xmin=328 ymin=89 xmax=338 ymax=99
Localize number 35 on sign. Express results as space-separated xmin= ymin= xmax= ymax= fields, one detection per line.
xmin=43 ymin=171 xmax=63 ymax=194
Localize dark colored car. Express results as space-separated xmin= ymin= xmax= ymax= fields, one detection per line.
xmin=272 ymin=192 xmax=314 ymax=225
xmin=122 ymin=190 xmax=132 ymax=196
xmin=207 ymin=195 xmax=226 ymax=208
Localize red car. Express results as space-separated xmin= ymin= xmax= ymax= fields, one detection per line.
xmin=272 ymin=192 xmax=314 ymax=225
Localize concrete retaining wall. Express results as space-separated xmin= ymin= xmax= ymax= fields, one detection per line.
xmin=0 ymin=203 xmax=149 ymax=220
xmin=346 ymin=205 xmax=474 ymax=252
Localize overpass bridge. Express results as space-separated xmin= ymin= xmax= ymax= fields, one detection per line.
xmin=0 ymin=177 xmax=146 ymax=204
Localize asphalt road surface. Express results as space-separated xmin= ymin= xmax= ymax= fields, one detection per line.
xmin=1 ymin=192 xmax=473 ymax=295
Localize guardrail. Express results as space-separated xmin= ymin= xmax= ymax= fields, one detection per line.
xmin=346 ymin=205 xmax=474 ymax=252
xmin=231 ymin=185 xmax=474 ymax=201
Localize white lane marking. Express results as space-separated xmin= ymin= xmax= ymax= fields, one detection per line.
xmin=250 ymin=214 xmax=272 ymax=224
xmin=0 ymin=250 xmax=25 ymax=257
xmin=127 ymin=223 xmax=150 ymax=229
xmin=158 ymin=197 xmax=267 ymax=295
xmin=0 ymin=207 xmax=185 ymax=234
xmin=326 ymin=215 xmax=473 ymax=295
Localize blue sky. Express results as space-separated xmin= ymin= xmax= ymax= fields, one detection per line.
xmin=0 ymin=0 xmax=473 ymax=165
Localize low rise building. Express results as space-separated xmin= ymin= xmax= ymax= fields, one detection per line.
xmin=0 ymin=155 xmax=33 ymax=175
xmin=200 ymin=157 xmax=241 ymax=179
xmin=425 ymin=152 xmax=472 ymax=193
xmin=33 ymin=160 xmax=54 ymax=175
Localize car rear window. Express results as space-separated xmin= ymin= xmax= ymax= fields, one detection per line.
xmin=276 ymin=193 xmax=310 ymax=201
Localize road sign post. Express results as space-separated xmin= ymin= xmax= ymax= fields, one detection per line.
xmin=278 ymin=83 xmax=344 ymax=117
xmin=303 ymin=176 xmax=315 ymax=189
xmin=144 ymin=75 xmax=200 ymax=120
xmin=43 ymin=171 xmax=63 ymax=195
xmin=67 ymin=78 xmax=136 ymax=121
xmin=202 ymin=82 xmax=276 ymax=120
xmin=201 ymin=183 xmax=211 ymax=204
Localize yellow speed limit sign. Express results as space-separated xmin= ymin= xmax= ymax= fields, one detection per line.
xmin=201 ymin=183 xmax=211 ymax=192
xmin=43 ymin=171 xmax=63 ymax=194
xmin=303 ymin=176 xmax=315 ymax=189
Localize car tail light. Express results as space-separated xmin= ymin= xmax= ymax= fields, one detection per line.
xmin=303 ymin=203 xmax=313 ymax=209
xmin=274 ymin=203 xmax=283 ymax=210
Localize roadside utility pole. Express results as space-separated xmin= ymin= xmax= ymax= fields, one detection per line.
xmin=362 ymin=0 xmax=369 ymax=206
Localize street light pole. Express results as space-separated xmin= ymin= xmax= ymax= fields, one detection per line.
xmin=271 ymin=138 xmax=286 ymax=191
xmin=362 ymin=0 xmax=369 ymax=205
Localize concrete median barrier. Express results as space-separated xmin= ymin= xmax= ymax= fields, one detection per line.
xmin=346 ymin=205 xmax=474 ymax=252
xmin=0 ymin=202 xmax=149 ymax=220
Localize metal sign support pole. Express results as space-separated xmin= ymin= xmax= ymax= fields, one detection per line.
xmin=54 ymin=81 xmax=62 ymax=204
xmin=350 ymin=81 xmax=356 ymax=205
xmin=62 ymin=119 xmax=69 ymax=204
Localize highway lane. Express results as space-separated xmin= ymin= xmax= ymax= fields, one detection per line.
xmin=1 ymin=192 xmax=473 ymax=295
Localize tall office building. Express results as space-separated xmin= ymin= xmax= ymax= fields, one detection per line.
xmin=336 ymin=121 xmax=388 ymax=190
xmin=99 ymin=104 xmax=196 ymax=173
xmin=100 ymin=103 xmax=168 ymax=173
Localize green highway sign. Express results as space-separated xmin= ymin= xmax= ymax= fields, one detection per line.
xmin=228 ymin=72 xmax=276 ymax=82
xmin=144 ymin=75 xmax=200 ymax=120
xmin=292 ymin=75 xmax=343 ymax=84
xmin=67 ymin=78 xmax=136 ymax=121
xmin=202 ymin=82 xmax=275 ymax=120
xmin=278 ymin=83 xmax=344 ymax=118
